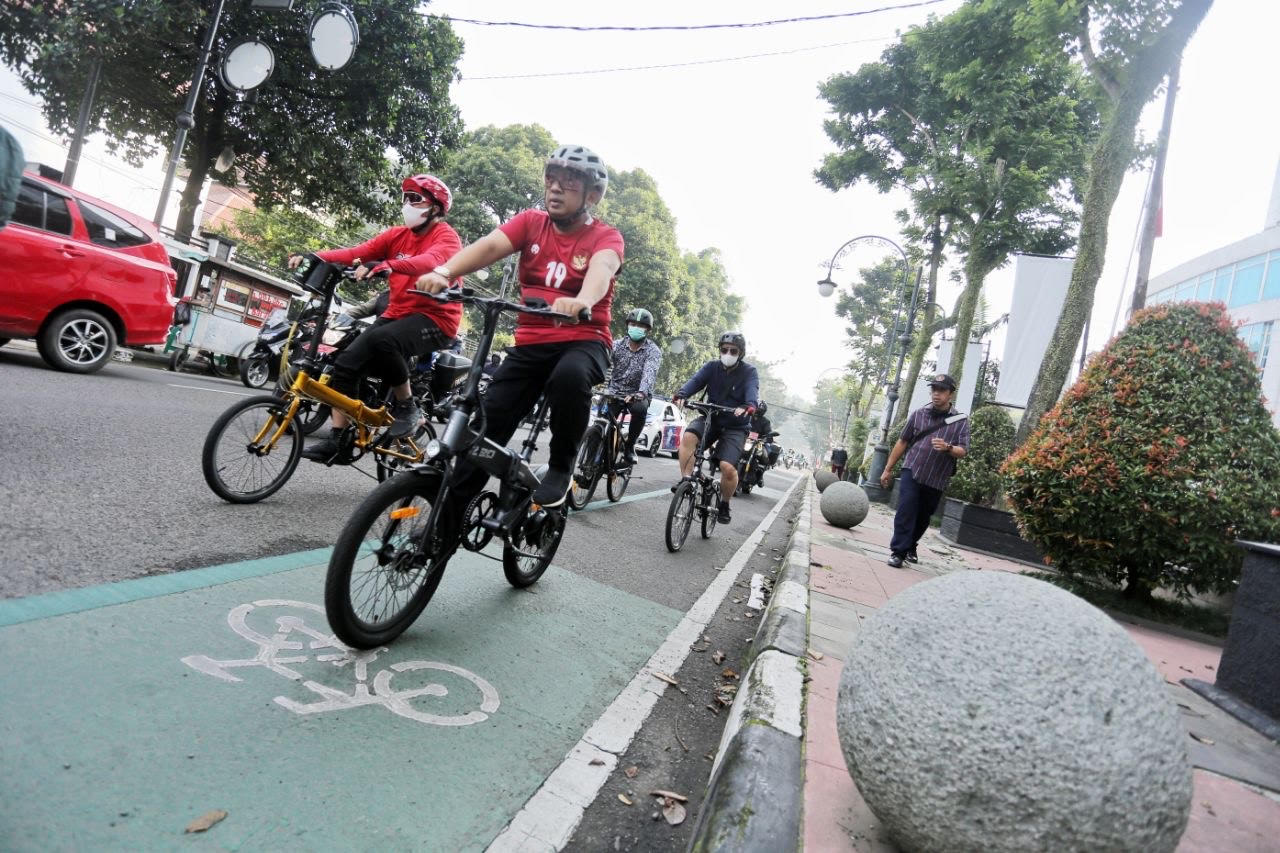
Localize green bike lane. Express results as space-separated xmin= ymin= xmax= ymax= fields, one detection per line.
xmin=0 ymin=528 xmax=683 ymax=850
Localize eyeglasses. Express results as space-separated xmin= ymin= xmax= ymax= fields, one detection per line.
xmin=544 ymin=170 xmax=585 ymax=192
xmin=719 ymin=346 xmax=740 ymax=356
xmin=402 ymin=191 xmax=428 ymax=205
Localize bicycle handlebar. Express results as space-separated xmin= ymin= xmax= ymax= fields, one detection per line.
xmin=682 ymin=400 xmax=741 ymax=414
xmin=407 ymin=287 xmax=591 ymax=323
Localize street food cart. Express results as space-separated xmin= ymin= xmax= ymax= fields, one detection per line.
xmin=165 ymin=234 xmax=303 ymax=374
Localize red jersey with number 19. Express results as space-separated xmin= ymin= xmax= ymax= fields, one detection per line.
xmin=498 ymin=209 xmax=624 ymax=347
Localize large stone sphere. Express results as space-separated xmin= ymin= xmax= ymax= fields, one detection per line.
xmin=820 ymin=480 xmax=869 ymax=528
xmin=836 ymin=571 xmax=1191 ymax=852
xmin=814 ymin=470 xmax=838 ymax=492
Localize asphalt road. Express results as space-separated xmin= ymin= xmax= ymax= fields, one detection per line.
xmin=0 ymin=343 xmax=806 ymax=848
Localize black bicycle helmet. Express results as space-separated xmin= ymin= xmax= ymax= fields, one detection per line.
xmin=718 ymin=330 xmax=746 ymax=359
xmin=626 ymin=308 xmax=654 ymax=329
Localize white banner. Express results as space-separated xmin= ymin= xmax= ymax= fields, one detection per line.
xmin=996 ymin=255 xmax=1074 ymax=407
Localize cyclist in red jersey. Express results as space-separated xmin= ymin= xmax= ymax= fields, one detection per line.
xmin=286 ymin=174 xmax=464 ymax=461
xmin=416 ymin=144 xmax=624 ymax=507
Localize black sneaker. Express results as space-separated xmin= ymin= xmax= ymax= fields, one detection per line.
xmin=622 ymin=450 xmax=638 ymax=467
xmin=887 ymin=553 xmax=905 ymax=568
xmin=717 ymin=500 xmax=731 ymax=524
xmin=302 ymin=428 xmax=343 ymax=462
xmin=670 ymin=476 xmax=690 ymax=493
xmin=388 ymin=398 xmax=424 ymax=438
xmin=906 ymin=549 xmax=919 ymax=564
xmin=532 ymin=467 xmax=572 ymax=507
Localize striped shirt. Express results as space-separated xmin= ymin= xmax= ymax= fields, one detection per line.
xmin=901 ymin=405 xmax=971 ymax=492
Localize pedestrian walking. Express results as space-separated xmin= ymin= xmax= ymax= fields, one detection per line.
xmin=880 ymin=373 xmax=970 ymax=567
xmin=830 ymin=446 xmax=848 ymax=479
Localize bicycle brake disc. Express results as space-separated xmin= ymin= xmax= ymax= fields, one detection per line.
xmin=462 ymin=491 xmax=499 ymax=552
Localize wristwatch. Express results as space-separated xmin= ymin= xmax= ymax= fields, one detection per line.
xmin=433 ymin=265 xmax=453 ymax=280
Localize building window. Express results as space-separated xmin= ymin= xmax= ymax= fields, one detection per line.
xmin=1239 ymin=322 xmax=1272 ymax=370
xmin=1174 ymin=278 xmax=1196 ymax=301
xmin=1149 ymin=288 xmax=1170 ymax=305
xmin=1211 ymin=269 xmax=1230 ymax=301
xmin=1195 ymin=272 xmax=1214 ymax=300
xmin=1263 ymin=250 xmax=1280 ymax=303
xmin=1229 ymin=255 xmax=1266 ymax=308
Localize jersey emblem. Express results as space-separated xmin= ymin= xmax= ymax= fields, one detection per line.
xmin=530 ymin=243 xmax=540 ymax=255
xmin=571 ymin=253 xmax=589 ymax=271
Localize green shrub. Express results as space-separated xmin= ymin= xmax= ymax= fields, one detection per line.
xmin=949 ymin=405 xmax=1016 ymax=507
xmin=1003 ymin=302 xmax=1280 ymax=600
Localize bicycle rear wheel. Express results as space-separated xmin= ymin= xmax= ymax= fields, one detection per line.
xmin=568 ymin=426 xmax=603 ymax=510
xmin=202 ymin=394 xmax=302 ymax=503
xmin=325 ymin=469 xmax=451 ymax=649
xmin=700 ymin=481 xmax=719 ymax=538
xmin=502 ymin=506 xmax=565 ymax=587
xmin=665 ymin=481 xmax=697 ymax=553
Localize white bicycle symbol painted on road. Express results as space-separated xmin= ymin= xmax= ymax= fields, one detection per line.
xmin=181 ymin=599 xmax=499 ymax=726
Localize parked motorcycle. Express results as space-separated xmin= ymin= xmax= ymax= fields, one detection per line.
xmin=238 ymin=308 xmax=294 ymax=389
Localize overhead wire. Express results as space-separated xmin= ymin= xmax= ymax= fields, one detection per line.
xmin=435 ymin=0 xmax=950 ymax=32
xmin=461 ymin=35 xmax=892 ymax=81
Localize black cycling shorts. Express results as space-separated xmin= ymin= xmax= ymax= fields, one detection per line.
xmin=685 ymin=416 xmax=748 ymax=468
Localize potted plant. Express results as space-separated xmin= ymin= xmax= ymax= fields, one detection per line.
xmin=937 ymin=405 xmax=1042 ymax=562
xmin=1003 ymin=302 xmax=1280 ymax=603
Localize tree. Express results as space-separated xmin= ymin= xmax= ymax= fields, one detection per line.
xmin=0 ymin=0 xmax=464 ymax=238
xmin=818 ymin=0 xmax=1100 ymax=386
xmin=437 ymin=124 xmax=557 ymax=245
xmin=833 ymin=257 xmax=904 ymax=418
xmin=1003 ymin=302 xmax=1280 ymax=601
xmin=1014 ymin=0 xmax=1214 ymax=445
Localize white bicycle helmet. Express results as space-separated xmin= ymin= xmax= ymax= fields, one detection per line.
xmin=546 ymin=144 xmax=609 ymax=200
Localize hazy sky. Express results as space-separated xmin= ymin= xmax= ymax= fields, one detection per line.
xmin=3 ymin=0 xmax=1276 ymax=401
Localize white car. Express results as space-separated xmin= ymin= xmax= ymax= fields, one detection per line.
xmin=635 ymin=397 xmax=685 ymax=458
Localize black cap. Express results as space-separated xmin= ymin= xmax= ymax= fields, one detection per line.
xmin=927 ymin=372 xmax=957 ymax=391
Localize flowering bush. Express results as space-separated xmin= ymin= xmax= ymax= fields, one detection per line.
xmin=949 ymin=405 xmax=1016 ymax=507
xmin=1003 ymin=302 xmax=1280 ymax=600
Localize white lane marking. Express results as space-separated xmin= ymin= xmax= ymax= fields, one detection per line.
xmin=747 ymin=573 xmax=767 ymax=610
xmin=487 ymin=474 xmax=804 ymax=851
xmin=168 ymin=383 xmax=256 ymax=397
xmin=181 ymin=599 xmax=499 ymax=727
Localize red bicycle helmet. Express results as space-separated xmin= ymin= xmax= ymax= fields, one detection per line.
xmin=401 ymin=174 xmax=452 ymax=214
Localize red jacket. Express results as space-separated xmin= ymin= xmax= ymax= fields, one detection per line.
xmin=317 ymin=221 xmax=463 ymax=337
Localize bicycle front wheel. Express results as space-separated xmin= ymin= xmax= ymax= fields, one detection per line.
xmin=700 ymin=481 xmax=719 ymax=539
xmin=567 ymin=427 xmax=603 ymax=510
xmin=665 ymin=481 xmax=697 ymax=553
xmin=325 ymin=470 xmax=450 ymax=649
xmin=201 ymin=394 xmax=302 ymax=503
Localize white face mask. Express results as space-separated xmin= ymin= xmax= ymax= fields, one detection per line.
xmin=720 ymin=353 xmax=739 ymax=368
xmin=402 ymin=203 xmax=429 ymax=229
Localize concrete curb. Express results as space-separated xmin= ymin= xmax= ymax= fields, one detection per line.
xmin=688 ymin=479 xmax=813 ymax=852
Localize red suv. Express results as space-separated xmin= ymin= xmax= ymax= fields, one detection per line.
xmin=0 ymin=172 xmax=178 ymax=373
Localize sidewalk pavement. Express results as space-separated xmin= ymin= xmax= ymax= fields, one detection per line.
xmin=803 ymin=483 xmax=1280 ymax=852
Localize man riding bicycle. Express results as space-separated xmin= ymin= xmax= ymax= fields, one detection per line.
xmin=672 ymin=331 xmax=759 ymax=524
xmin=416 ymin=144 xmax=624 ymax=508
xmin=288 ymin=174 xmax=463 ymax=462
xmin=608 ymin=308 xmax=663 ymax=465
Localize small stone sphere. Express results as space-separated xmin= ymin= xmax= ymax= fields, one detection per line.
xmin=820 ymin=481 xmax=869 ymax=528
xmin=814 ymin=470 xmax=838 ymax=492
xmin=836 ymin=571 xmax=1192 ymax=853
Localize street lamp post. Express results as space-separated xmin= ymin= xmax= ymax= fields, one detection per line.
xmin=817 ymin=235 xmax=923 ymax=502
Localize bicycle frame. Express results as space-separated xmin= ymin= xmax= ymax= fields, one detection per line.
xmin=398 ymin=289 xmax=582 ymax=554
xmin=245 ymin=260 xmax=421 ymax=464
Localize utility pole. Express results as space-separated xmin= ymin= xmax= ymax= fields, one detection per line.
xmin=62 ymin=59 xmax=102 ymax=187
xmin=1129 ymin=58 xmax=1181 ymax=316
xmin=154 ymin=0 xmax=228 ymax=228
